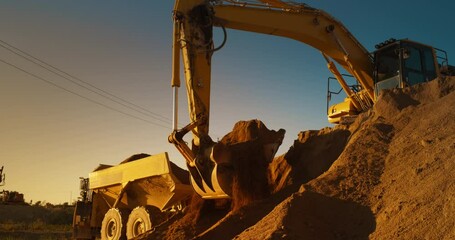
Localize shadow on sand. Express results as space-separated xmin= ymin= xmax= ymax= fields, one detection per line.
xmin=196 ymin=186 xmax=375 ymax=240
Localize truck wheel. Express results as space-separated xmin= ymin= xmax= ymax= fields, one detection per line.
xmin=126 ymin=206 xmax=156 ymax=239
xmin=101 ymin=208 xmax=128 ymax=240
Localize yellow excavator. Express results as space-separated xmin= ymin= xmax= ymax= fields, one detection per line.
xmin=169 ymin=0 xmax=453 ymax=199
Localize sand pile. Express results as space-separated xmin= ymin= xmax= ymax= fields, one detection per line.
xmin=268 ymin=127 xmax=351 ymax=193
xmin=147 ymin=77 xmax=454 ymax=239
xmin=237 ymin=77 xmax=455 ymax=239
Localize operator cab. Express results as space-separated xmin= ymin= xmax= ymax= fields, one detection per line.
xmin=327 ymin=39 xmax=451 ymax=124
xmin=373 ymin=39 xmax=443 ymax=99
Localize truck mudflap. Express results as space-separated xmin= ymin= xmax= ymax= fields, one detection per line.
xmin=73 ymin=201 xmax=94 ymax=239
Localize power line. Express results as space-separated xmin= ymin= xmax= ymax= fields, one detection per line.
xmin=0 ymin=39 xmax=172 ymax=124
xmin=0 ymin=58 xmax=170 ymax=129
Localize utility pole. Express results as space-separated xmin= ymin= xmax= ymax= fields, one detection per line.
xmin=0 ymin=166 xmax=4 ymax=186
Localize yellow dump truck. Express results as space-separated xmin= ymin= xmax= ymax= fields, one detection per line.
xmin=72 ymin=153 xmax=193 ymax=240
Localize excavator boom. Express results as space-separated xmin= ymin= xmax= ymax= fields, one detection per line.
xmin=170 ymin=0 xmax=377 ymax=199
xmin=169 ymin=0 xmax=450 ymax=199
xmin=211 ymin=2 xmax=375 ymax=108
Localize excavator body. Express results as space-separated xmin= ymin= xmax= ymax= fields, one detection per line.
xmin=170 ymin=0 xmax=453 ymax=199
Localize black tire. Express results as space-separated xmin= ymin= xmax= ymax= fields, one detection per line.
xmin=126 ymin=206 xmax=156 ymax=239
xmin=100 ymin=208 xmax=129 ymax=240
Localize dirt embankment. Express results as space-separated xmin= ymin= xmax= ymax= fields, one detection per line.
xmin=150 ymin=77 xmax=455 ymax=240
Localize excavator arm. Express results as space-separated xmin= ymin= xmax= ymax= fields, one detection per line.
xmin=212 ymin=1 xmax=375 ymax=112
xmin=170 ymin=0 xmax=228 ymax=198
xmin=169 ymin=0 xmax=375 ymax=198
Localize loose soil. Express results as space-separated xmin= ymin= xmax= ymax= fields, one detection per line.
xmin=145 ymin=77 xmax=455 ymax=239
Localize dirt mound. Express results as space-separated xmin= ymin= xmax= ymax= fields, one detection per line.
xmin=366 ymin=77 xmax=455 ymax=239
xmin=239 ymin=77 xmax=455 ymax=239
xmin=150 ymin=77 xmax=454 ymax=239
xmin=235 ymin=187 xmax=375 ymax=240
xmin=268 ymin=127 xmax=351 ymax=193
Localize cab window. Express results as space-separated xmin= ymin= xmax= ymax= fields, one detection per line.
xmin=423 ymin=48 xmax=437 ymax=80
xmin=403 ymin=46 xmax=425 ymax=85
xmin=376 ymin=46 xmax=399 ymax=82
xmin=404 ymin=47 xmax=422 ymax=72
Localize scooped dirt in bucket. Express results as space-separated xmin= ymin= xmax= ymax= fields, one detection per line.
xmin=215 ymin=120 xmax=286 ymax=210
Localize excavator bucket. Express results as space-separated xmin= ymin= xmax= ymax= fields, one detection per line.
xmin=188 ymin=161 xmax=233 ymax=199
xmin=189 ymin=120 xmax=286 ymax=200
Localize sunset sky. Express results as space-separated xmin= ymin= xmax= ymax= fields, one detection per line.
xmin=1 ymin=0 xmax=454 ymax=204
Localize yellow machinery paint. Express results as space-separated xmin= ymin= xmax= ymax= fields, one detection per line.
xmin=73 ymin=153 xmax=193 ymax=239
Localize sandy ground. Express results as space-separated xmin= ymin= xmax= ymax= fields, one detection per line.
xmin=145 ymin=77 xmax=454 ymax=239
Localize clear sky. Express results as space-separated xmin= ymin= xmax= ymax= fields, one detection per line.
xmin=1 ymin=0 xmax=454 ymax=204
